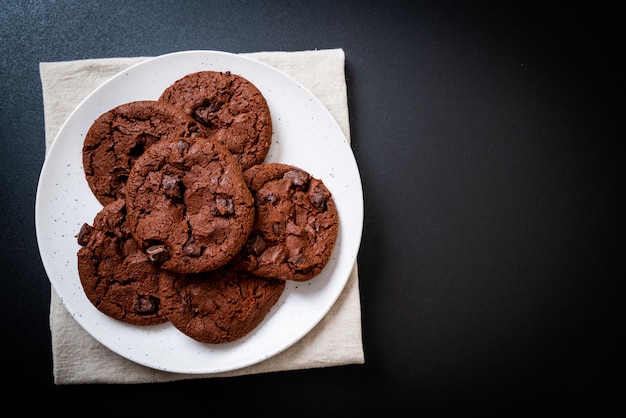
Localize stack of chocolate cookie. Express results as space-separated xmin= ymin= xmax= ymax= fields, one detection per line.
xmin=76 ymin=70 xmax=339 ymax=344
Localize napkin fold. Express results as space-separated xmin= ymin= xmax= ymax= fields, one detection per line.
xmin=40 ymin=49 xmax=364 ymax=384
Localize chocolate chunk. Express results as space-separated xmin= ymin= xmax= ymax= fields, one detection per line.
xmin=247 ymin=235 xmax=266 ymax=255
xmin=134 ymin=295 xmax=158 ymax=314
xmin=264 ymin=192 xmax=279 ymax=204
xmin=215 ymin=196 xmax=234 ymax=216
xmin=145 ymin=244 xmax=168 ymax=263
xmin=309 ymin=187 xmax=329 ymax=210
xmin=306 ymin=217 xmax=321 ymax=233
xmin=76 ymin=223 xmax=94 ymax=246
xmin=161 ymin=174 xmax=180 ymax=199
xmin=176 ymin=139 xmax=190 ymax=155
xmin=287 ymin=253 xmax=307 ymax=267
xmin=283 ymin=169 xmax=309 ymax=189
xmin=183 ymin=236 xmax=202 ymax=257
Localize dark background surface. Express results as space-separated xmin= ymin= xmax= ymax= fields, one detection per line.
xmin=1 ymin=1 xmax=622 ymax=415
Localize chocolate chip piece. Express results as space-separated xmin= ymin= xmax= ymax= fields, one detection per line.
xmin=183 ymin=236 xmax=202 ymax=257
xmin=161 ymin=174 xmax=180 ymax=199
xmin=264 ymin=193 xmax=279 ymax=204
xmin=76 ymin=223 xmax=94 ymax=246
xmin=287 ymin=253 xmax=307 ymax=267
xmin=246 ymin=235 xmax=266 ymax=255
xmin=134 ymin=295 xmax=158 ymax=314
xmin=283 ymin=169 xmax=309 ymax=189
xmin=145 ymin=244 xmax=168 ymax=263
xmin=309 ymin=188 xmax=328 ymax=210
xmin=306 ymin=217 xmax=321 ymax=233
xmin=176 ymin=139 xmax=190 ymax=155
xmin=215 ymin=196 xmax=234 ymax=216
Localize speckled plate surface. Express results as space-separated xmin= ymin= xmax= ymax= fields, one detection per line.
xmin=35 ymin=50 xmax=363 ymax=374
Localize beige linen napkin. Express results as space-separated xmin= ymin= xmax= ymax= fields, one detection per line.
xmin=40 ymin=49 xmax=364 ymax=384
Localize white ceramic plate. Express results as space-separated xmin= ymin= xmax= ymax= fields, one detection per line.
xmin=35 ymin=50 xmax=363 ymax=374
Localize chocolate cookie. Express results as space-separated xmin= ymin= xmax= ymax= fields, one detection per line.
xmin=125 ymin=137 xmax=255 ymax=274
xmin=159 ymin=71 xmax=272 ymax=170
xmin=159 ymin=263 xmax=285 ymax=344
xmin=82 ymin=100 xmax=210 ymax=205
xmin=233 ymin=163 xmax=339 ymax=282
xmin=76 ymin=199 xmax=174 ymax=326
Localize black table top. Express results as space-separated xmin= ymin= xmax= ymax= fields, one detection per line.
xmin=1 ymin=1 xmax=622 ymax=414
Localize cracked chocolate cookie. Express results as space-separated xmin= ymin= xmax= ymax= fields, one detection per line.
xmin=125 ymin=137 xmax=255 ymax=274
xmin=159 ymin=263 xmax=285 ymax=344
xmin=76 ymin=199 xmax=174 ymax=326
xmin=82 ymin=100 xmax=211 ymax=205
xmin=233 ymin=163 xmax=339 ymax=282
xmin=159 ymin=71 xmax=272 ymax=170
